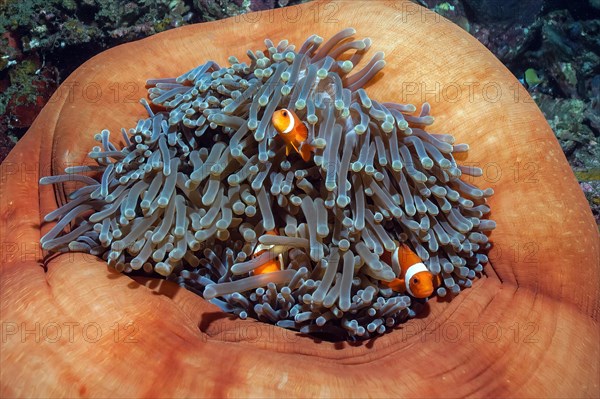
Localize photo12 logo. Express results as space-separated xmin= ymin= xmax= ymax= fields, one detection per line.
xmin=1 ymin=321 xmax=138 ymax=344
xmin=400 ymin=320 xmax=540 ymax=344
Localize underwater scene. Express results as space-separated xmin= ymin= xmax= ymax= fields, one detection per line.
xmin=1 ymin=0 xmax=599 ymax=398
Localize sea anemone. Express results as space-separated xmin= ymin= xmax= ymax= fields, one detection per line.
xmin=2 ymin=1 xmax=598 ymax=396
xmin=39 ymin=28 xmax=494 ymax=339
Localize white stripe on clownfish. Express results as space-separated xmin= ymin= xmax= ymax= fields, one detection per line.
xmin=282 ymin=109 xmax=295 ymax=134
xmin=403 ymin=262 xmax=429 ymax=297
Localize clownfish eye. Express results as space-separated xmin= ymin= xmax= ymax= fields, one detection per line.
xmin=282 ymin=110 xmax=288 ymax=117
xmin=413 ymin=278 xmax=419 ymax=284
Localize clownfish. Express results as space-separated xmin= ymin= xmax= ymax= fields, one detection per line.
xmin=380 ymin=243 xmax=440 ymax=298
xmin=252 ymin=230 xmax=284 ymax=275
xmin=271 ymin=108 xmax=314 ymax=162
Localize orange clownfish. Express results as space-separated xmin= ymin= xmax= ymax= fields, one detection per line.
xmin=380 ymin=244 xmax=440 ymax=298
xmin=271 ymin=108 xmax=314 ymax=162
xmin=252 ymin=230 xmax=284 ymax=275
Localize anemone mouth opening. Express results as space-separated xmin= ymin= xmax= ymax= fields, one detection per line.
xmin=39 ymin=29 xmax=495 ymax=342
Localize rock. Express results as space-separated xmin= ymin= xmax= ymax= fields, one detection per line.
xmin=447 ymin=0 xmax=543 ymax=64
xmin=0 ymin=122 xmax=16 ymax=163
xmin=521 ymin=10 xmax=600 ymax=99
xmin=462 ymin=0 xmax=543 ymax=24
xmin=551 ymin=62 xmax=579 ymax=98
xmin=420 ymin=1 xmax=470 ymax=31
xmin=250 ymin=0 xmax=276 ymax=11
xmin=534 ymin=93 xmax=599 ymax=169
xmin=469 ymin=22 xmax=537 ymax=64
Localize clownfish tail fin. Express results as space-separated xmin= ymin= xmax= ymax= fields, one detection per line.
xmin=299 ymin=143 xmax=314 ymax=162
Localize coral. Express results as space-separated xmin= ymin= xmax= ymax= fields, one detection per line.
xmin=0 ymin=57 xmax=58 ymax=131
xmin=196 ymin=0 xmax=251 ymax=21
xmin=580 ymin=181 xmax=600 ymax=225
xmin=533 ymin=94 xmax=597 ymax=163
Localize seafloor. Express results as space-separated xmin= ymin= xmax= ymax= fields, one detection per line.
xmin=1 ymin=0 xmax=598 ymax=223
